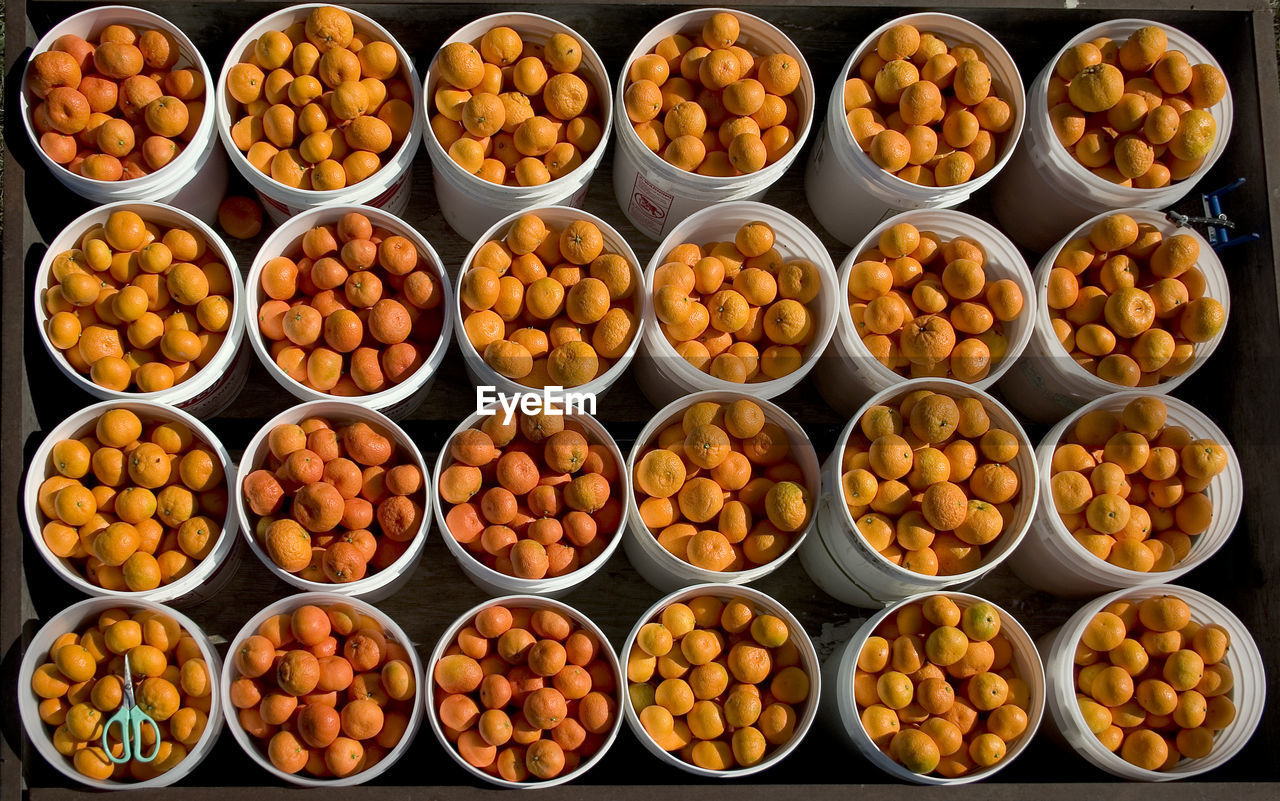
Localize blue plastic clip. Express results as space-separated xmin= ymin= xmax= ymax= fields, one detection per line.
xmin=1165 ymin=178 xmax=1260 ymax=252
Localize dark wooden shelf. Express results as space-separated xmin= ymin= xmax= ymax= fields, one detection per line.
xmin=5 ymin=1 xmax=1280 ymax=798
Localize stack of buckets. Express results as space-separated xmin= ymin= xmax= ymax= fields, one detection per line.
xmin=423 ymin=13 xmax=615 ymax=241
xmin=804 ymin=12 xmax=1027 ymax=247
xmin=612 ymin=8 xmax=818 ymax=241
xmin=215 ymin=3 xmax=427 ymax=224
xmin=20 ymin=6 xmax=230 ymax=223
xmin=17 ymin=1 xmax=1260 ymax=790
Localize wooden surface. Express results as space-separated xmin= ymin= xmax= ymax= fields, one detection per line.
xmin=5 ymin=1 xmax=1280 ymax=797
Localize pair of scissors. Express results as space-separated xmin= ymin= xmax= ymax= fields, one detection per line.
xmin=101 ymin=657 xmax=161 ymax=764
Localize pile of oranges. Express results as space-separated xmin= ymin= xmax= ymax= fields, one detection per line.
xmin=1047 ymin=213 xmax=1225 ymax=387
xmin=38 ymin=407 xmax=227 ymax=592
xmin=654 ymin=220 xmax=823 ymax=383
xmin=627 ymin=593 xmax=811 ymax=771
xmin=461 ymin=212 xmax=638 ymax=389
xmin=439 ymin=407 xmax=620 ymax=581
xmin=31 ymin=607 xmax=212 ymax=781
xmin=848 ymin=221 xmax=1025 ymax=382
xmin=841 ymin=388 xmax=1024 ymax=577
xmin=257 ymin=211 xmax=444 ymax=396
xmin=225 ymin=6 xmax=414 ymax=191
xmin=1049 ymin=26 xmax=1227 ymax=186
xmin=623 ymin=12 xmax=803 ymax=175
xmin=633 ymin=398 xmax=812 ymax=572
xmin=1049 ymin=396 xmax=1227 ymax=572
xmin=44 ymin=210 xmax=233 ymax=393
xmin=242 ymin=415 xmax=424 ymax=584
xmin=430 ymin=27 xmax=603 ymax=186
xmin=1073 ymin=594 xmax=1236 ymax=770
xmin=854 ymin=595 xmax=1031 ymax=777
xmin=847 ymin=24 xmax=1013 ymax=187
xmin=229 ymin=603 xmax=416 ymax=778
xmin=432 ymin=603 xmax=618 ymax=781
xmin=28 ymin=23 xmax=206 ymax=180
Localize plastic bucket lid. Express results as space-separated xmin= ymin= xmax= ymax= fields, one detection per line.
xmin=234 ymin=399 xmax=431 ymax=603
xmin=612 ymin=8 xmax=816 ymax=241
xmin=813 ymin=208 xmax=1035 ymax=420
xmin=18 ymin=596 xmax=226 ymax=790
xmin=1040 ymin=583 xmax=1264 ymax=780
xmin=215 ymin=3 xmax=425 ymax=223
xmin=798 ymin=377 xmax=1039 ymax=608
xmin=424 ymin=594 xmax=624 ymax=787
xmin=421 ymin=12 xmax=615 ymax=242
xmin=243 ymin=203 xmax=454 ymax=421
xmin=824 ymin=590 xmax=1045 ymax=784
xmin=220 ymin=592 xmax=425 ymax=786
xmin=620 ymin=582 xmax=821 ymax=777
xmin=804 ymin=12 xmax=1025 ymax=247
xmin=431 ymin=402 xmax=628 ymax=597
xmin=1008 ymin=391 xmax=1243 ymax=597
xmin=635 ymin=200 xmax=838 ymax=408
xmin=624 ymin=390 xmax=821 ymax=593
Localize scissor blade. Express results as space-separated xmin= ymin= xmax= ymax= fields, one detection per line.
xmin=121 ymin=658 xmax=136 ymax=707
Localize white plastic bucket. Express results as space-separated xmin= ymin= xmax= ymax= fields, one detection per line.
xmin=1008 ymin=392 xmax=1242 ymax=597
xmin=1039 ymin=584 xmax=1265 ymax=780
xmin=804 ymin=13 xmax=1026 ymax=248
xmin=215 ymin=3 xmax=425 ymax=225
xmin=34 ymin=201 xmax=250 ymax=419
xmin=221 ymin=592 xmax=424 ymax=787
xmin=624 ymin=390 xmax=821 ymax=593
xmin=991 ymin=19 xmax=1234 ymax=252
xmin=20 ymin=6 xmax=227 ymax=223
xmin=455 ymin=205 xmax=647 ymax=402
xmin=244 ymin=204 xmax=454 ymax=421
xmin=234 ymin=400 xmax=431 ymax=603
xmin=812 ymin=208 xmax=1036 ymax=420
xmin=24 ymin=399 xmax=242 ymax=607
xmin=612 ymin=8 xmax=816 ymax=241
xmin=422 ymin=13 xmax=614 ymax=242
xmin=18 ymin=596 xmax=226 ymax=790
xmin=634 ymin=200 xmax=839 ymax=408
xmin=425 ymin=594 xmax=624 ymax=787
xmin=620 ymin=582 xmax=821 ymax=777
xmin=432 ymin=402 xmax=627 ymax=597
xmin=997 ymin=208 xmax=1229 ymax=424
xmin=823 ymin=590 xmax=1045 ymax=783
xmin=799 ymin=378 xmax=1039 ymax=608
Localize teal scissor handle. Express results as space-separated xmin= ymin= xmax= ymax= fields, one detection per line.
xmin=102 ymin=704 xmax=161 ymax=764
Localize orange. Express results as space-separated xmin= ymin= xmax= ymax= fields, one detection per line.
xmin=544 ymin=32 xmax=583 ymax=73
xmin=559 ymin=221 xmax=604 ymax=266
xmin=868 ymin=129 xmax=911 ymax=172
xmin=1119 ymin=728 xmax=1168 ymax=770
xmin=29 ymin=50 xmax=83 ymax=100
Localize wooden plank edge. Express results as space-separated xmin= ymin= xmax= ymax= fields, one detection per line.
xmin=1251 ymin=8 xmax=1280 ymax=278
xmin=27 ymin=781 xmax=1280 ymax=800
xmin=2 ymin=1 xmax=31 ymax=799
xmin=28 ymin=0 xmax=1280 ymax=10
